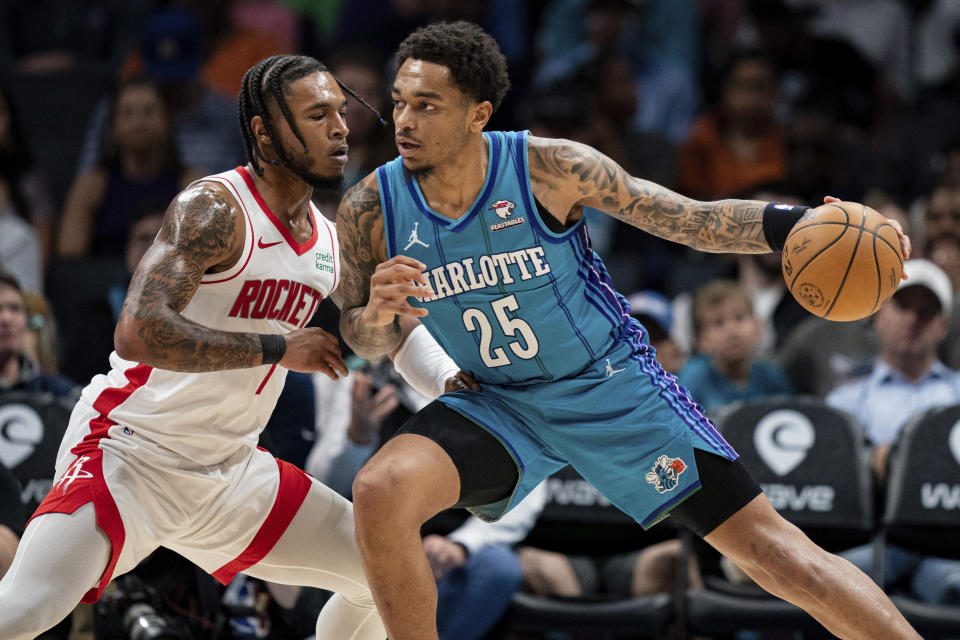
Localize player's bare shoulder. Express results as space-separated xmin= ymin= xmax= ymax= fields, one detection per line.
xmin=526 ymin=135 xmax=618 ymax=225
xmin=334 ymin=172 xmax=387 ymax=310
xmin=164 ymin=179 xmax=246 ymax=273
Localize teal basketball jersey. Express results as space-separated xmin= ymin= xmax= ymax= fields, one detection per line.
xmin=377 ymin=130 xmax=646 ymax=385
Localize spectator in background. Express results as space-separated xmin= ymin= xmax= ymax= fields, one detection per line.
xmin=801 ymin=0 xmax=911 ymax=108
xmin=0 ymin=176 xmax=42 ymax=295
xmin=0 ymin=87 xmax=56 ymax=266
xmin=923 ymin=184 xmax=960 ymax=248
xmin=679 ymin=279 xmax=792 ymax=415
xmin=0 ymin=462 xmax=25 ymax=579
xmin=21 ymin=291 xmax=59 ymax=375
xmin=106 ymin=206 xmax=164 ymax=322
xmin=782 ymin=99 xmax=871 ymax=204
xmin=327 ymin=46 xmax=395 ymax=190
xmin=0 ymin=272 xmax=76 ymax=640
xmin=576 ymin=54 xmax=677 ymax=190
xmin=678 ymin=49 xmax=784 ymax=201
xmin=929 ymin=235 xmax=960 ymax=373
xmin=196 ymin=0 xmax=299 ymax=99
xmin=535 ymin=0 xmax=698 ymax=142
xmin=930 ymin=235 xmax=960 ymax=295
xmin=75 ymin=6 xmax=244 ymax=177
xmin=776 ymin=310 xmax=878 ymax=398
xmin=627 ymin=290 xmax=685 ymax=375
xmin=826 ymin=259 xmax=960 ymax=605
xmin=0 ymin=270 xmax=76 ymax=399
xmin=0 ymin=0 xmax=143 ymax=80
xmin=57 ymin=77 xmax=201 ymax=259
xmin=917 ymin=185 xmax=960 ymax=369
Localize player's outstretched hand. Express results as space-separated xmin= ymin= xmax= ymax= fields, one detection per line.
xmin=821 ymin=195 xmax=912 ymax=271
xmin=279 ymin=327 xmax=348 ymax=379
xmin=361 ymin=255 xmax=434 ymax=327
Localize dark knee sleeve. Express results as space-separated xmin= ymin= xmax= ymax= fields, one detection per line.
xmin=668 ymin=449 xmax=762 ymax=538
xmin=393 ymin=401 xmax=518 ymax=508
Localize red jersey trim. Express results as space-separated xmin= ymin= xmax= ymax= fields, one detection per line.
xmin=31 ymin=425 xmax=125 ymax=604
xmin=201 ymin=174 xmax=256 ymax=285
xmin=235 ymin=166 xmax=319 ymax=256
xmin=29 ymin=363 xmax=153 ymax=603
xmin=211 ymin=458 xmax=312 ymax=585
xmin=255 ymin=364 xmax=278 ymax=395
xmin=91 ymin=364 xmax=153 ymax=418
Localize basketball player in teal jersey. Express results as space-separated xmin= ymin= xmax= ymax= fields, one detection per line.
xmin=335 ymin=22 xmax=919 ymax=640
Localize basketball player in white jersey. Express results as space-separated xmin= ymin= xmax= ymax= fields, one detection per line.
xmin=0 ymin=55 xmax=461 ymax=640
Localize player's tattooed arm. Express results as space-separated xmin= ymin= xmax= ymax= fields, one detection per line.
xmin=334 ymin=175 xmax=406 ymax=359
xmin=115 ymin=181 xmax=263 ymax=372
xmin=527 ymin=135 xmax=771 ymax=253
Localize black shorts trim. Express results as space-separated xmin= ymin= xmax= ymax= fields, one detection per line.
xmin=668 ymin=448 xmax=762 ymax=538
xmin=392 ymin=400 xmax=519 ymax=509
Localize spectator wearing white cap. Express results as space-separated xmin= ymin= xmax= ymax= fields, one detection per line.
xmin=827 ymin=258 xmax=957 ymax=466
xmin=826 ymin=258 xmax=960 ymax=605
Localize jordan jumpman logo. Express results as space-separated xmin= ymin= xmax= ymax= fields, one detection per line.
xmin=605 ymin=358 xmax=625 ymax=377
xmin=404 ymin=221 xmax=430 ymax=250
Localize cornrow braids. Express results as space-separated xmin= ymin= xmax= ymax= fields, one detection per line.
xmin=238 ymin=55 xmax=384 ymax=176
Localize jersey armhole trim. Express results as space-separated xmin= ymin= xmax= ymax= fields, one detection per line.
xmin=377 ymin=166 xmax=397 ymax=258
xmin=517 ymin=130 xmax=586 ymax=244
xmin=198 ymin=175 xmax=255 ymax=285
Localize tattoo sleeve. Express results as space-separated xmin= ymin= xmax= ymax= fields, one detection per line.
xmin=116 ymin=182 xmax=264 ymax=372
xmin=528 ymin=136 xmax=771 ymax=253
xmin=333 ymin=176 xmax=403 ymax=359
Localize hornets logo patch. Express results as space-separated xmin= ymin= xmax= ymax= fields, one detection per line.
xmin=645 ymin=455 xmax=687 ymax=493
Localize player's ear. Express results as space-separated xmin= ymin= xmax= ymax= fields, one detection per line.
xmin=469 ymin=101 xmax=493 ymax=132
xmin=251 ymin=115 xmax=272 ymax=146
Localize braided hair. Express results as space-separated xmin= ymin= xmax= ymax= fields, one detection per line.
xmin=238 ymin=55 xmax=383 ymax=176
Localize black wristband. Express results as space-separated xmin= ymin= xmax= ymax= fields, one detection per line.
xmin=259 ymin=333 xmax=286 ymax=365
xmin=762 ymin=202 xmax=810 ymax=252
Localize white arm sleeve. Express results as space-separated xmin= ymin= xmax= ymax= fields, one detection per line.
xmin=391 ymin=324 xmax=461 ymax=400
xmin=446 ymin=481 xmax=549 ymax=555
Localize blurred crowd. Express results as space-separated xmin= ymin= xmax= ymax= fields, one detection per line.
xmin=3 ymin=0 xmax=960 ymax=638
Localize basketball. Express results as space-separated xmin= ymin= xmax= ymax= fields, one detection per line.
xmin=781 ymin=201 xmax=904 ymax=321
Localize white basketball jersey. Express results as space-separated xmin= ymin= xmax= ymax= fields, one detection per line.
xmin=78 ymin=167 xmax=339 ymax=465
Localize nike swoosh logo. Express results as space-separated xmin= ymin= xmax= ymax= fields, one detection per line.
xmin=258 ymin=238 xmax=283 ymax=249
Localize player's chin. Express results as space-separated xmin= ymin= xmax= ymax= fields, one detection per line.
xmin=304 ymin=167 xmax=345 ymax=191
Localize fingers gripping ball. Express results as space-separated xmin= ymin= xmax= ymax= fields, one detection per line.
xmin=781 ymin=201 xmax=903 ymax=321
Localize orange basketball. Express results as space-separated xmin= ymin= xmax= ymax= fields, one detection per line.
xmin=781 ymin=201 xmax=904 ymax=321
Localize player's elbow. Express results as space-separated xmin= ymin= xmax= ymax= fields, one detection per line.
xmin=114 ymin=316 xmax=148 ymax=362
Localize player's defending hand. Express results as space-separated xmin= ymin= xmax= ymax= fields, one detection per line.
xmin=444 ymin=371 xmax=480 ymax=393
xmin=279 ymin=327 xmax=348 ymax=379
xmin=361 ymin=255 xmax=434 ymax=326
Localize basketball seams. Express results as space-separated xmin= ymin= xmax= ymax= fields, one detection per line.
xmin=786 ymin=205 xmax=850 ymax=291
xmin=870 ymin=231 xmax=883 ymax=315
xmin=873 ymin=223 xmax=904 ymax=268
xmin=822 ymin=203 xmax=867 ymax=319
xmin=783 ymin=201 xmax=903 ymax=321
